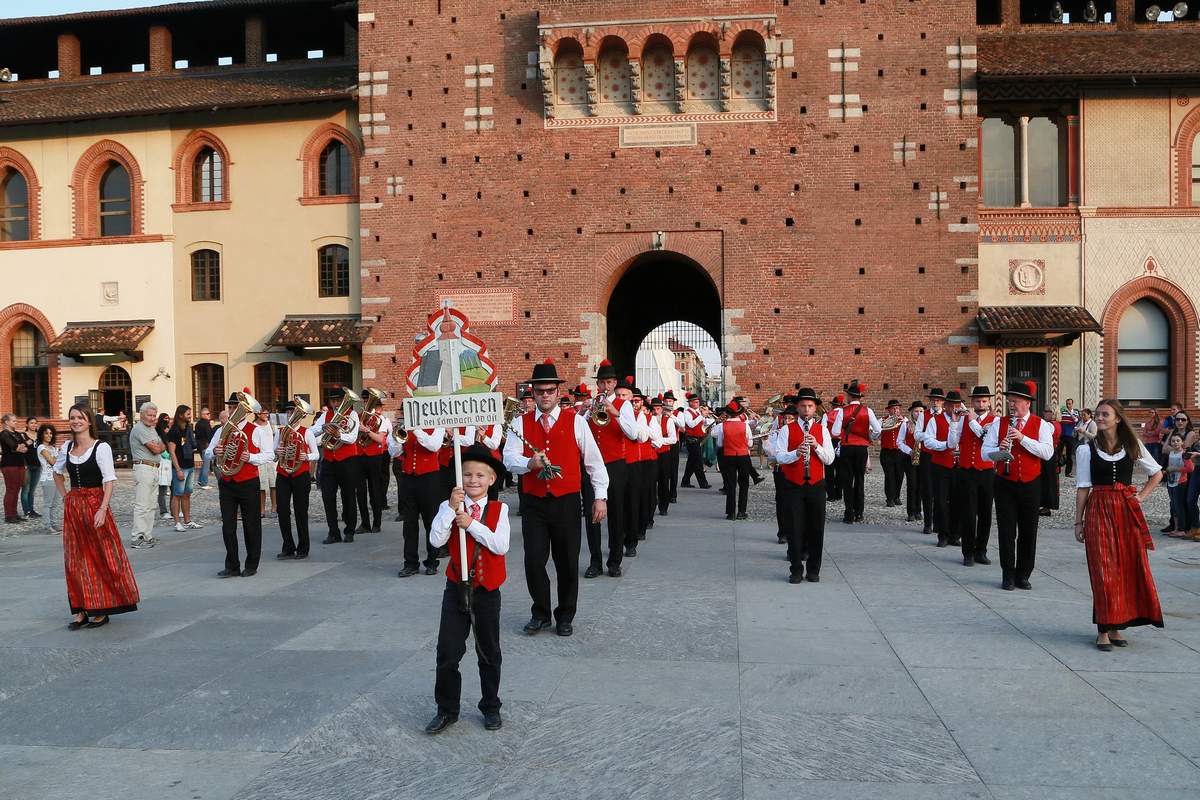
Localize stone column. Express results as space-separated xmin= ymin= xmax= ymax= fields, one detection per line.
xmin=1066 ymin=114 xmax=1080 ymax=206
xmin=629 ymin=59 xmax=642 ymax=114
xmin=1018 ymin=115 xmax=1031 ymax=208
xmin=673 ymin=57 xmax=686 ymax=113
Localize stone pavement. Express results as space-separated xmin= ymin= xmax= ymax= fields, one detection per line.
xmin=2 ymin=472 xmax=1200 ymax=800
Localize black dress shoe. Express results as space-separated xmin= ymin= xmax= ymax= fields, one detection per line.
xmin=295 ymin=553 xmax=309 ymax=560
xmin=805 ymin=574 xmax=820 ymax=583
xmin=736 ymin=512 xmax=748 ymax=520
xmin=637 ymin=532 xmax=646 ymax=541
xmin=608 ymin=566 xmax=622 ymax=577
xmin=424 ymin=712 xmax=458 ymax=734
xmin=647 ymin=519 xmax=654 ymax=529
xmin=397 ymin=565 xmax=419 ymax=578
xmin=356 ymin=525 xmax=370 ymax=534
xmin=483 ymin=711 xmax=503 ymax=730
xmin=680 ymin=482 xmax=694 ymax=489
xmin=371 ymin=524 xmax=382 ymax=533
xmin=788 ymin=572 xmax=804 ymax=584
xmin=752 ymin=475 xmax=765 ymax=485
xmin=660 ymin=509 xmax=668 ymax=516
xmin=906 ymin=515 xmax=917 ymax=522
xmin=854 ymin=515 xmax=863 ymax=523
xmin=276 ymin=552 xmax=296 ymax=560
xmin=1039 ymin=509 xmax=1052 ymax=517
xmin=777 ymin=535 xmax=787 ymax=544
xmin=698 ymin=483 xmax=711 ymax=489
xmin=624 ymin=546 xmax=637 ymax=557
xmin=974 ymin=553 xmax=991 ymax=565
xmin=556 ymin=621 xmax=573 ymax=637
xmin=217 ymin=568 xmax=240 ymax=578
xmin=1015 ymin=578 xmax=1032 ymax=590
xmin=85 ymin=615 xmax=110 ymax=628
xmin=936 ymin=537 xmax=947 ymax=548
xmin=584 ymin=565 xmax=601 ymax=579
xmin=1096 ymin=641 xmax=1114 ymax=652
xmin=1160 ymin=524 xmax=1175 ymax=533
xmin=344 ymin=533 xmax=355 ymax=543
xmin=1110 ymin=637 xmax=1129 ymax=647
xmin=67 ymin=616 xmax=89 ymax=631
xmin=241 ymin=568 xmax=257 ymax=577
xmin=718 ymin=488 xmax=727 ymax=495
xmin=423 ymin=565 xmax=438 ymax=576
xmin=963 ymin=555 xmax=975 ymax=566
xmin=1001 ymin=577 xmax=1015 ymax=591
xmin=322 ymin=535 xmax=341 ymax=544
xmin=523 ymin=618 xmax=552 ymax=635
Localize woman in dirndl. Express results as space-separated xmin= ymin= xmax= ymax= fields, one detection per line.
xmin=52 ymin=404 xmax=140 ymax=630
xmin=1073 ymin=399 xmax=1164 ymax=652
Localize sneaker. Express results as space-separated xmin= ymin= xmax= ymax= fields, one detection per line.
xmin=145 ymin=536 xmax=161 ymax=546
xmin=174 ymin=522 xmax=187 ymax=532
xmin=48 ymin=527 xmax=61 ymax=535
xmin=161 ymin=512 xmax=173 ymax=521
xmin=186 ymin=520 xmax=204 ymax=529
xmin=130 ymin=538 xmax=152 ymax=549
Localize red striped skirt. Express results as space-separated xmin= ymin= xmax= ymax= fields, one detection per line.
xmin=1083 ymin=484 xmax=1163 ymax=631
xmin=63 ymin=487 xmax=140 ymax=616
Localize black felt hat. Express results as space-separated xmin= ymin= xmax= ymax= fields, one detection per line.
xmin=795 ymin=387 xmax=819 ymax=403
xmin=970 ymin=385 xmax=993 ymax=398
xmin=459 ymin=443 xmax=506 ymax=480
xmin=1002 ymin=380 xmax=1038 ymax=401
xmin=595 ymin=359 xmax=617 ymax=380
xmin=528 ymin=359 xmax=566 ymax=385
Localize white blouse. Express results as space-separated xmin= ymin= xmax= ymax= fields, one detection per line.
xmin=52 ymin=441 xmax=118 ymax=484
xmin=1074 ymin=442 xmax=1161 ymax=489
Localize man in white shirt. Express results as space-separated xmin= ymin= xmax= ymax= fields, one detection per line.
xmin=830 ymin=380 xmax=881 ymax=525
xmin=897 ymin=401 xmax=927 ymax=523
xmin=678 ymin=393 xmax=711 ymax=489
xmin=205 ymin=392 xmax=276 ymax=577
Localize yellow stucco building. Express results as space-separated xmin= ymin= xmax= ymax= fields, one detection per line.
xmin=0 ymin=0 xmax=364 ymax=420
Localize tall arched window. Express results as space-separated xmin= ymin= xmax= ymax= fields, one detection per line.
xmin=1117 ymin=299 xmax=1170 ymax=406
xmin=0 ymin=168 xmax=29 ymax=242
xmin=98 ymin=162 xmax=132 ymax=237
xmin=191 ymin=249 xmax=221 ymax=301
xmin=319 ymin=360 xmax=353 ymax=405
xmin=255 ymin=362 xmax=289 ymax=413
xmin=730 ymin=33 xmax=766 ymax=100
xmin=192 ymin=146 xmax=224 ymax=202
xmin=597 ymin=39 xmax=631 ymax=105
xmin=11 ymin=323 xmax=49 ymax=417
xmin=319 ymin=140 xmax=351 ymax=196
xmin=685 ymin=35 xmax=719 ymax=102
xmin=318 ymin=244 xmax=350 ymax=297
xmin=641 ymin=36 xmax=675 ymax=103
xmin=192 ymin=363 xmax=225 ymax=416
xmin=1027 ymin=116 xmax=1062 ymax=207
xmin=98 ymin=365 xmax=132 ymax=418
xmin=553 ymin=39 xmax=587 ymax=109
xmin=982 ymin=117 xmax=1017 ymax=207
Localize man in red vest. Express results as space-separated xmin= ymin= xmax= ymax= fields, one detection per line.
xmin=878 ymin=398 xmax=905 ymax=508
xmin=983 ymin=380 xmax=1055 ymax=590
xmin=503 ymin=360 xmax=609 ymax=636
xmin=921 ymin=388 xmax=958 ymax=546
xmin=897 ymin=401 xmax=926 ymax=523
xmin=713 ymin=402 xmax=754 ymax=520
xmin=627 ymin=384 xmax=654 ymax=545
xmin=206 ymin=389 xmax=276 ymax=578
xmin=582 ymin=360 xmax=639 ymax=576
xmin=770 ymin=389 xmax=836 ymax=583
xmin=678 ymin=393 xmax=711 ymax=489
xmin=356 ymin=389 xmax=392 ymax=534
xmin=831 ymin=380 xmax=881 ymax=525
xmin=274 ymin=400 xmax=320 ymax=560
xmin=662 ymin=390 xmax=683 ymax=502
xmin=649 ymin=396 xmax=678 ymax=517
xmin=310 ymin=392 xmax=363 ymax=545
xmin=949 ymin=386 xmax=997 ymax=566
xmin=391 ymin=424 xmax=446 ymax=577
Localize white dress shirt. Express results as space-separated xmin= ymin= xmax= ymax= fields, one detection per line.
xmin=54 ymin=441 xmax=118 ymax=483
xmin=309 ymin=408 xmax=361 ymax=445
xmin=1074 ymin=442 xmax=1162 ymax=489
xmin=649 ymin=413 xmax=679 ymax=448
xmin=770 ymin=418 xmax=836 ymax=466
xmin=203 ymin=420 xmax=276 ymax=465
xmin=273 ymin=427 xmax=320 ymax=463
xmin=502 ymin=406 xmax=610 ymax=500
xmin=897 ymin=419 xmax=918 ymax=456
xmin=830 ymin=402 xmax=882 ymax=442
xmin=712 ymin=419 xmax=754 ymax=448
xmin=921 ymin=411 xmax=952 ymax=452
xmin=982 ymin=412 xmax=1056 ymax=462
xmin=677 ymin=406 xmax=704 ymax=431
xmin=430 ymin=497 xmax=510 ymax=555
xmin=446 ymin=424 xmax=501 ymax=451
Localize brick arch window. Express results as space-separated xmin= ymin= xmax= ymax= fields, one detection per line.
xmin=318 ymin=243 xmax=350 ymax=297
xmin=553 ymin=38 xmax=587 ymax=109
xmin=172 ymin=130 xmax=232 ymax=210
xmin=730 ymin=31 xmax=766 ymax=100
xmin=641 ymin=35 xmax=675 ymax=103
xmin=71 ymin=139 xmax=144 ymax=239
xmin=0 ymin=148 xmax=41 ymax=241
xmin=254 ymin=361 xmax=289 ymax=413
xmin=0 ymin=303 xmax=60 ymax=418
xmin=1174 ymin=104 xmax=1200 ymax=206
xmin=1101 ymin=276 xmax=1199 ymax=406
xmin=192 ymin=363 xmax=225 ymax=417
xmin=299 ymin=123 xmax=360 ymax=205
xmin=685 ymin=33 xmax=720 ymax=103
xmin=597 ymin=37 xmax=631 ymax=105
xmin=191 ymin=248 xmax=221 ymax=301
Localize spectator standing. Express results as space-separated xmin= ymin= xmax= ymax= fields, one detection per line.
xmin=194 ymin=407 xmax=215 ymax=489
xmin=1162 ymin=433 xmax=1191 ymax=537
xmin=0 ymin=413 xmax=28 ymax=523
xmin=166 ymin=405 xmax=202 ymax=532
xmin=20 ymin=417 xmax=41 ymax=518
xmin=127 ymin=403 xmax=165 ymax=548
xmin=1140 ymin=409 xmax=1163 ymax=462
xmin=156 ymin=414 xmax=172 ymax=519
xmin=1058 ymin=400 xmax=1079 ymax=477
xmin=36 ymin=424 xmax=63 ymax=533
xmin=1040 ymin=407 xmax=1062 ymax=516
xmin=254 ymin=408 xmax=278 ymax=518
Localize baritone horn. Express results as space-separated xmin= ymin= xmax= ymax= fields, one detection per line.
xmin=319 ymin=387 xmax=359 ymax=451
xmin=215 ymin=390 xmax=261 ymax=477
xmin=278 ymin=397 xmax=315 ymax=475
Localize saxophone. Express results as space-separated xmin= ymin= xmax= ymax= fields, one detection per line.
xmin=216 ymin=390 xmax=261 ymax=478
xmin=277 ymin=397 xmax=315 ymax=475
xmin=319 ymin=387 xmax=359 ymax=451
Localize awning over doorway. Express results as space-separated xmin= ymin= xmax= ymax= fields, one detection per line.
xmin=267 ymin=314 xmax=374 ymax=356
xmin=976 ymin=306 xmax=1101 ymax=348
xmin=47 ymin=320 xmax=154 ymax=362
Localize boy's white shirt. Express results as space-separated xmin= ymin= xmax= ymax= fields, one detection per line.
xmin=430 ymin=495 xmax=510 ymax=555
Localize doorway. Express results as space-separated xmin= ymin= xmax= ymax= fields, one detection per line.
xmin=98 ymin=365 xmax=133 ymax=417
xmin=1006 ymin=351 xmax=1047 ymax=407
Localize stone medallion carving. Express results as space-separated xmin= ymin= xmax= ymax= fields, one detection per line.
xmin=1009 ymin=259 xmax=1045 ymax=295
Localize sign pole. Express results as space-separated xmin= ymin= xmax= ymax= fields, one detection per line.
xmin=453 ymin=428 xmax=469 ymax=601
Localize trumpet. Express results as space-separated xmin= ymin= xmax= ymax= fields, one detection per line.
xmin=391 ymin=421 xmax=409 ymax=446
xmin=590 ymin=395 xmax=610 ymax=427
xmin=277 ymin=397 xmax=315 ymax=475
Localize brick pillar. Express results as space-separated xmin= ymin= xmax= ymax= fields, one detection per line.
xmin=999 ymin=0 xmax=1021 ymax=29
xmin=245 ymin=16 xmax=264 ymax=66
xmin=1114 ymin=0 xmax=1136 ymax=29
xmin=148 ymin=25 xmax=172 ymax=73
xmin=57 ymin=33 xmax=81 ymax=79
xmin=343 ymin=16 xmax=358 ymax=59
xmin=1066 ymin=114 xmax=1080 ymax=206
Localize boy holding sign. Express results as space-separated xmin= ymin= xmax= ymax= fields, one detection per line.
xmin=424 ymin=443 xmax=510 ymax=734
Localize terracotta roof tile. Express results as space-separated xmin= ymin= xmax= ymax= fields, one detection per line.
xmin=0 ymin=62 xmax=355 ymax=127
xmin=977 ymin=306 xmax=1102 ymax=334
xmin=978 ymin=31 xmax=1200 ymax=80
xmin=267 ymin=315 xmax=373 ymax=348
xmin=47 ymin=320 xmax=155 ymax=354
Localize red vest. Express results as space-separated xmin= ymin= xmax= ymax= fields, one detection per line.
xmin=997 ymin=414 xmax=1044 ymax=484
xmin=958 ymin=413 xmax=996 ymax=471
xmin=684 ymin=406 xmax=704 ymax=437
xmin=637 ymin=411 xmax=656 ymax=461
xmin=222 ymin=421 xmax=260 ymax=483
xmin=438 ymin=428 xmax=467 ymax=467
xmin=826 ymin=412 xmax=841 ymax=442
xmin=445 ymin=500 xmax=507 ymax=591
xmin=722 ymin=420 xmax=750 ymax=456
xmin=839 ymin=403 xmax=871 ymax=447
xmin=521 ymin=409 xmax=583 ymax=497
xmin=590 ymin=397 xmax=627 ymax=464
xmin=321 ymin=408 xmax=360 ymax=462
xmin=360 ymin=419 xmax=387 ymax=457
xmin=401 ymin=430 xmax=441 ymax=476
xmin=654 ymin=415 xmax=672 ymax=455
xmin=927 ymin=413 xmax=955 ymax=468
xmin=903 ymin=423 xmax=917 ymax=452
xmin=881 ymin=424 xmax=900 ymax=450
xmin=623 ymin=409 xmax=645 ymax=464
xmin=780 ymin=420 xmax=826 ymax=485
xmin=277 ymin=425 xmax=312 ymax=477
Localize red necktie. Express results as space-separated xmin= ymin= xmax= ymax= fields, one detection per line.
xmin=470 ymin=503 xmax=482 ymax=522
xmin=541 ymin=413 xmax=552 ymax=434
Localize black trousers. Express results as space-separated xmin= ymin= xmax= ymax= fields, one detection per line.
xmin=1059 ymin=436 xmax=1076 ymax=476
xmin=1040 ymin=456 xmax=1060 ymax=510
xmin=357 ymin=453 xmax=387 ymax=529
xmin=721 ymin=454 xmax=751 ymax=517
xmin=586 ymin=460 xmax=626 ymax=570
xmin=523 ymin=492 xmax=582 ymax=624
xmin=277 ymin=470 xmax=311 ymax=557
xmin=947 ymin=466 xmax=964 ymax=545
xmin=783 ymin=479 xmax=825 ymax=577
xmin=668 ymin=441 xmax=680 ymax=500
xmin=994 ymin=477 xmax=1041 ymax=580
xmin=380 ymin=451 xmax=391 ymax=507
xmin=681 ymin=437 xmax=708 ymax=487
xmin=918 ymin=457 xmax=935 ymax=526
xmin=401 ymin=471 xmax=442 ymax=569
xmin=904 ymin=454 xmax=922 ymax=518
xmin=656 ymin=452 xmax=672 ymax=514
xmin=838 ymin=445 xmax=868 ymax=519
xmin=218 ymin=477 xmax=261 ymax=573
xmin=957 ymin=469 xmax=994 ymax=558
xmin=624 ymin=459 xmax=645 ymax=547
xmin=392 ymin=460 xmax=410 ymax=520
xmin=716 ymin=450 xmax=727 ymax=490
xmin=773 ymin=468 xmax=789 ymax=540
xmin=880 ymin=448 xmax=905 ymax=504
xmin=826 ymin=450 xmax=842 ymax=501
xmin=320 ymin=456 xmax=361 ymax=538
xmin=641 ymin=459 xmax=656 ymax=533
xmin=930 ymin=464 xmax=953 ymax=536
xmin=434 ymin=581 xmax=501 ymax=716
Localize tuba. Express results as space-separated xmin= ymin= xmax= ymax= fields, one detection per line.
xmin=216 ymin=390 xmax=261 ymax=478
xmin=277 ymin=397 xmax=315 ymax=475
xmin=356 ymin=387 xmax=388 ymax=447
xmin=319 ymin=387 xmax=359 ymax=451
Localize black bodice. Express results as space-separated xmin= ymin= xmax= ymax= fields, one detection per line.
xmin=1089 ymin=446 xmax=1133 ymax=486
xmin=66 ymin=443 xmax=104 ymax=489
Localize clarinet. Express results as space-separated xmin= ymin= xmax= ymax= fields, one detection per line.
xmin=801 ymin=417 xmax=812 ymax=481
xmin=1002 ymin=413 xmax=1018 ymax=476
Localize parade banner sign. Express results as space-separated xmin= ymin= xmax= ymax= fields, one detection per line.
xmin=402 ymin=392 xmax=504 ymax=430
